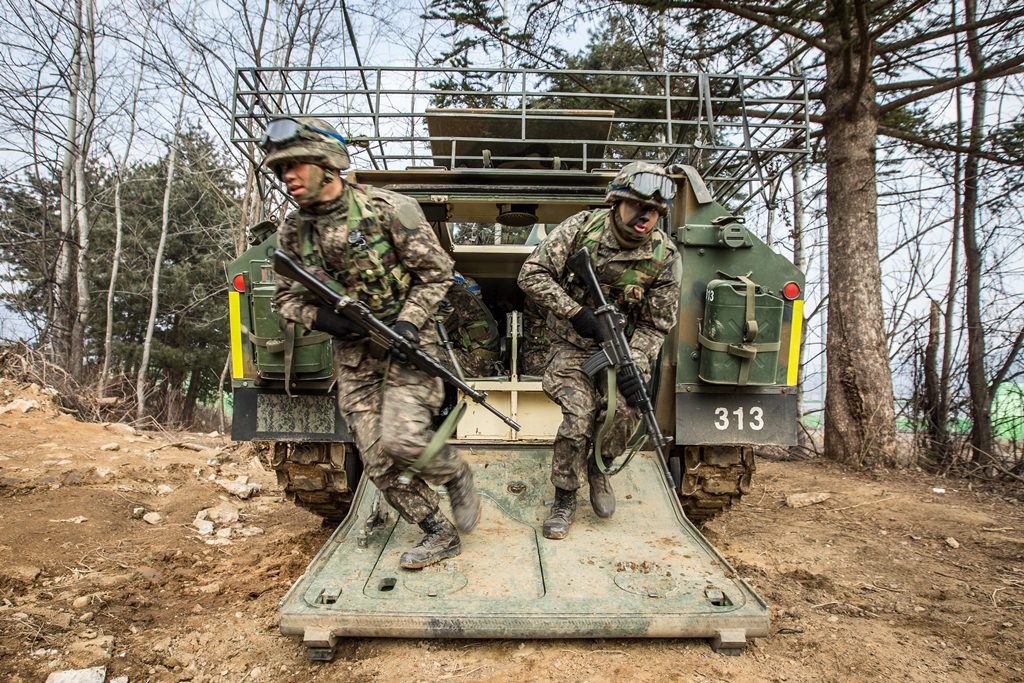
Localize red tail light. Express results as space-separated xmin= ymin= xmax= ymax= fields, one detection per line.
xmin=782 ymin=281 xmax=801 ymax=300
xmin=232 ymin=273 xmax=246 ymax=293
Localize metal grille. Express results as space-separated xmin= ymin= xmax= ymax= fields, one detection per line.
xmin=232 ymin=66 xmax=809 ymax=207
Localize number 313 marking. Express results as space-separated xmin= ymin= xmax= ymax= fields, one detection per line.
xmin=713 ymin=406 xmax=764 ymax=431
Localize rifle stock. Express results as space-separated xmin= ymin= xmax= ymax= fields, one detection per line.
xmin=566 ymin=248 xmax=676 ymax=485
xmin=272 ymin=249 xmax=521 ymax=432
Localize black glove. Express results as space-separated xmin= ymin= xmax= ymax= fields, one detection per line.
xmin=391 ymin=320 xmax=420 ymax=363
xmin=570 ymin=307 xmax=601 ymax=340
xmin=313 ymin=307 xmax=364 ymax=339
xmin=616 ymin=368 xmax=645 ymax=408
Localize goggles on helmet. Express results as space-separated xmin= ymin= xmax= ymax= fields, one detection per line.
xmin=259 ymin=118 xmax=347 ymax=150
xmin=615 ymin=171 xmax=677 ymax=202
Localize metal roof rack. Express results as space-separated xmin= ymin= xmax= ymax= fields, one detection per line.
xmin=232 ymin=66 xmax=809 ymax=210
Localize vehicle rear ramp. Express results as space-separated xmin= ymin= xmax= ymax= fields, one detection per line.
xmin=278 ymin=446 xmax=769 ymax=660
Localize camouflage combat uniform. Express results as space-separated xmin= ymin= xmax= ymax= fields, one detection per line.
xmin=518 ymin=209 xmax=682 ymax=491
xmin=441 ymin=273 xmax=503 ymax=378
xmin=273 ymin=183 xmax=468 ymax=524
xmin=520 ymin=297 xmax=550 ymax=377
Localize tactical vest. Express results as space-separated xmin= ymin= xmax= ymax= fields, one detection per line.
xmin=300 ymin=184 xmax=412 ymax=322
xmin=563 ymin=210 xmax=674 ymax=332
xmin=445 ymin=274 xmax=500 ymax=356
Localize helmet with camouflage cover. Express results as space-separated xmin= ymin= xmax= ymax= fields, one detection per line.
xmin=260 ymin=116 xmax=351 ymax=175
xmin=605 ymin=161 xmax=676 ymax=214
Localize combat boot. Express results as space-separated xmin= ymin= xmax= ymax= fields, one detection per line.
xmin=445 ymin=464 xmax=481 ymax=533
xmin=542 ymin=487 xmax=577 ymax=540
xmin=399 ymin=511 xmax=461 ymax=569
xmin=588 ymin=458 xmax=615 ymax=518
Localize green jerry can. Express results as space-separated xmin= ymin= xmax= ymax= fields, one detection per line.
xmin=249 ymin=277 xmax=334 ymax=383
xmin=698 ymin=275 xmax=784 ymax=386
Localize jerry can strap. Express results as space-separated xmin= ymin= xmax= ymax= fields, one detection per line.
xmin=699 ymin=272 xmax=780 ymax=386
xmin=249 ymin=323 xmax=331 ymax=395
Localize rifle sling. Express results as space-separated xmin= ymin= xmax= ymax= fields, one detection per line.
xmin=593 ymin=366 xmax=640 ymax=476
xmin=398 ymin=400 xmax=467 ymax=485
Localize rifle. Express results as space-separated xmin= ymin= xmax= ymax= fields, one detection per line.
xmin=566 ymin=248 xmax=675 ymax=485
xmin=272 ymin=249 xmax=521 ymax=432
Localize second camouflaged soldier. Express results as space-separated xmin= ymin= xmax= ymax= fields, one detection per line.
xmin=264 ymin=117 xmax=480 ymax=568
xmin=518 ymin=162 xmax=682 ymax=539
xmin=441 ymin=272 xmax=503 ymax=378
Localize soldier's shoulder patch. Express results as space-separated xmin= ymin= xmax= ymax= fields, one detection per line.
xmin=395 ymin=201 xmax=423 ymax=230
xmin=370 ymin=188 xmax=424 ymax=229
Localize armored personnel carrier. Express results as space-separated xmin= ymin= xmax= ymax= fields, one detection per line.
xmin=227 ymin=66 xmax=808 ymax=658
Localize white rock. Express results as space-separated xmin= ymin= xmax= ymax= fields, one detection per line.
xmin=72 ymin=596 xmax=91 ymax=609
xmin=44 ymin=667 xmax=106 ymax=683
xmin=131 ymin=507 xmax=145 ymax=519
xmin=216 ymin=528 xmax=233 ymax=539
xmin=110 ymin=677 xmax=130 ymax=683
xmin=94 ymin=467 xmax=113 ymax=480
xmin=785 ymin=492 xmax=831 ymax=508
xmin=945 ymin=537 xmax=960 ymax=549
xmin=931 ymin=487 xmax=946 ymax=494
xmin=0 ymin=398 xmax=39 ymax=414
xmin=106 ymin=423 xmax=138 ymax=435
xmin=100 ymin=443 xmax=120 ymax=452
xmin=239 ymin=526 xmax=265 ymax=537
xmin=204 ymin=502 xmax=240 ymax=525
xmin=205 ymin=538 xmax=232 ymax=546
xmin=193 ymin=520 xmax=215 ymax=536
xmin=156 ymin=484 xmax=174 ymax=495
xmin=214 ymin=475 xmax=262 ymax=499
xmin=142 ymin=512 xmax=162 ymax=525
xmin=50 ymin=516 xmax=88 ymax=524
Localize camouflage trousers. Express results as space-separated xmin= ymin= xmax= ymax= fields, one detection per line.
xmin=542 ymin=342 xmax=647 ymax=491
xmin=334 ymin=327 xmax=466 ymax=524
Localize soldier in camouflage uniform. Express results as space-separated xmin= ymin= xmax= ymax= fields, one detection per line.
xmin=264 ymin=117 xmax=481 ymax=569
xmin=441 ymin=272 xmax=503 ymax=378
xmin=519 ymin=297 xmax=550 ymax=377
xmin=518 ymin=162 xmax=682 ymax=539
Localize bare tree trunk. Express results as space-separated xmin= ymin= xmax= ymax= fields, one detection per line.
xmin=218 ymin=351 xmax=230 ymax=433
xmin=935 ymin=1 xmax=965 ymax=468
xmin=922 ymin=300 xmax=948 ymax=465
xmin=237 ymin=162 xmax=256 ymax=255
xmin=821 ymin=1 xmax=899 ymax=467
xmin=71 ymin=0 xmax=97 ymax=378
xmin=962 ymin=0 xmax=993 ymax=468
xmin=136 ymin=89 xmax=187 ymax=423
xmin=54 ymin=0 xmax=84 ymax=366
xmin=791 ymin=155 xmax=810 ymax=449
xmin=100 ymin=18 xmax=150 ymax=397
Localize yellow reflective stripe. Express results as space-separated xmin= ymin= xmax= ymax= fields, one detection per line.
xmin=228 ymin=291 xmax=244 ymax=379
xmin=787 ymin=299 xmax=804 ymax=386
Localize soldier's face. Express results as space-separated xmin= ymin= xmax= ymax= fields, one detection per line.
xmin=279 ymin=161 xmax=340 ymax=206
xmin=617 ymin=199 xmax=660 ymax=236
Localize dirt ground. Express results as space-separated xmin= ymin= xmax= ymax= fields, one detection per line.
xmin=2 ymin=378 xmax=1023 ymax=682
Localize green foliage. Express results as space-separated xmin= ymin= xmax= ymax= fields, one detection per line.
xmin=0 ymin=128 xmax=240 ymax=419
xmin=0 ymin=173 xmax=62 ymax=337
